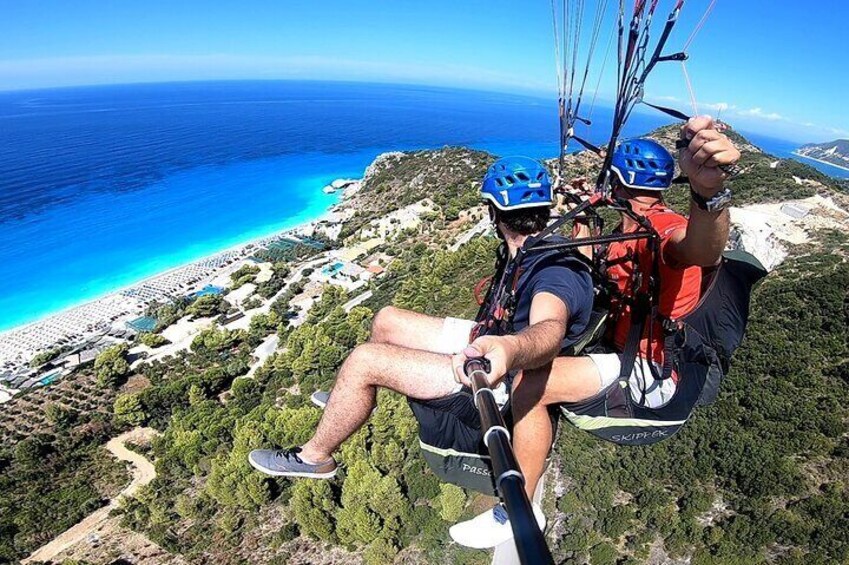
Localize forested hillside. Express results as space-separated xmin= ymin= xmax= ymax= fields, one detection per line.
xmin=2 ymin=129 xmax=847 ymax=565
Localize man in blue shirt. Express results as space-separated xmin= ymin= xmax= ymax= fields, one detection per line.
xmin=248 ymin=158 xmax=594 ymax=521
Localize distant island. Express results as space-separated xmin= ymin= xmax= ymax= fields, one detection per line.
xmin=795 ymin=139 xmax=849 ymax=171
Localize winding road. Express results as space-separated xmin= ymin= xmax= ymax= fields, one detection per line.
xmin=22 ymin=427 xmax=159 ymax=564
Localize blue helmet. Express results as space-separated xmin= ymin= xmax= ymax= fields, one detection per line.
xmin=481 ymin=157 xmax=553 ymax=211
xmin=610 ymin=138 xmax=675 ymax=191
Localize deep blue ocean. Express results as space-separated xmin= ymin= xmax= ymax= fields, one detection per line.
xmin=0 ymin=81 xmax=842 ymax=332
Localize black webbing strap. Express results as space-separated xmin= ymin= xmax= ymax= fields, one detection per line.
xmin=526 ymin=198 xmax=596 ymax=247
xmin=648 ymin=234 xmax=676 ymax=383
xmin=477 ymin=199 xmax=599 ymax=336
xmin=617 ymin=227 xmax=677 ymax=408
xmin=618 ymin=293 xmax=648 ymax=386
xmin=660 ymin=322 xmax=678 ymax=381
xmin=471 ymin=243 xmax=510 ymax=339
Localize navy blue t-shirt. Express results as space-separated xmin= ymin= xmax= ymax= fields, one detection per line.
xmin=506 ymin=236 xmax=594 ymax=354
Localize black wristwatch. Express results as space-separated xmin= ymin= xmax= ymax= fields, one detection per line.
xmin=691 ymin=187 xmax=733 ymax=212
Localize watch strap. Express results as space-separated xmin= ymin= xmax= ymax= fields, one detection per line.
xmin=691 ymin=187 xmax=733 ymax=212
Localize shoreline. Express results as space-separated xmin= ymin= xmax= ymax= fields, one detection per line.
xmin=791 ymin=151 xmax=849 ymax=173
xmin=0 ymin=198 xmax=339 ymax=334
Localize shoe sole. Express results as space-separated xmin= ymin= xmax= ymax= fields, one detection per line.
xmin=248 ymin=453 xmax=337 ymax=479
xmin=449 ymin=515 xmax=547 ymax=549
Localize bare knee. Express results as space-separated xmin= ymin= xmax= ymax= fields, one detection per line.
xmin=370 ymin=306 xmax=402 ymax=343
xmin=338 ymin=343 xmax=376 ymax=383
xmin=338 ymin=342 xmax=400 ymax=388
xmin=511 ymin=367 xmax=551 ymax=414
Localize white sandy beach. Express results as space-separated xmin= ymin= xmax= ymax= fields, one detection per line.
xmin=791 ymin=151 xmax=849 ymax=173
xmin=0 ymin=197 xmax=353 ymax=372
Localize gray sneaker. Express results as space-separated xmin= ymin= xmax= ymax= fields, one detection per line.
xmin=310 ymin=390 xmax=376 ymax=413
xmin=310 ymin=390 xmax=330 ymax=409
xmin=248 ymin=447 xmax=337 ymax=478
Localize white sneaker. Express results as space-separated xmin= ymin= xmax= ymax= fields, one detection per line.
xmin=449 ymin=503 xmax=546 ymax=549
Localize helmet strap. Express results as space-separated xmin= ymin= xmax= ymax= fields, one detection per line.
xmin=488 ymin=204 xmax=508 ymax=241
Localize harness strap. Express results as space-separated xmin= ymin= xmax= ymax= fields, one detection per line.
xmin=618 ymin=292 xmax=648 ymax=408
xmin=474 ymin=234 xmax=593 ymax=341
xmin=651 ymin=213 xmax=683 ymax=382
xmin=660 ymin=319 xmax=678 ymax=381
xmin=474 ymin=202 xmax=596 ymax=334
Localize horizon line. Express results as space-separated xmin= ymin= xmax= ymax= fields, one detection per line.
xmin=0 ymin=77 xmax=818 ymax=145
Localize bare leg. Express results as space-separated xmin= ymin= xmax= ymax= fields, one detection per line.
xmin=511 ymin=356 xmax=602 ymax=498
xmin=369 ymin=305 xmax=457 ymax=352
xmin=300 ymin=342 xmax=457 ymax=462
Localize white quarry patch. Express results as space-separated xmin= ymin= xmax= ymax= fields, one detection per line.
xmin=359 ymin=198 xmax=436 ymax=240
xmin=730 ymin=195 xmax=849 ymax=271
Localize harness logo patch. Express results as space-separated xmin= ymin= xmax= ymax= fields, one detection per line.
xmin=461 ymin=463 xmax=492 ymax=477
xmin=611 ymin=429 xmax=669 ymax=443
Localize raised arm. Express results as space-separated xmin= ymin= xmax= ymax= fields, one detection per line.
xmin=667 ymin=116 xmax=740 ymax=268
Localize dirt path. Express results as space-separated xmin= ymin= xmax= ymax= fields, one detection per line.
xmin=22 ymin=427 xmax=159 ymax=564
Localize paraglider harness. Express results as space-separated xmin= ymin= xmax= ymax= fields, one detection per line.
xmin=415 ymin=193 xmax=766 ymax=496
xmin=535 ymin=0 xmax=755 ymax=445
xmin=411 ymin=201 xmax=598 ymax=497
xmin=510 ymin=195 xmax=767 ymax=447
xmin=471 ymin=193 xmax=767 ymax=446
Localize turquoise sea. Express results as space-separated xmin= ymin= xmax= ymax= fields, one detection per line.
xmin=0 ymin=81 xmax=835 ymax=332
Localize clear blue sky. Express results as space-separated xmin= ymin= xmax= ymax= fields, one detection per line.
xmin=1 ymin=0 xmax=846 ymax=142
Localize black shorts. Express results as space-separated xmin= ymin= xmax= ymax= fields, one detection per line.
xmin=409 ymin=389 xmax=486 ymax=455
xmin=408 ymin=388 xmax=497 ymax=494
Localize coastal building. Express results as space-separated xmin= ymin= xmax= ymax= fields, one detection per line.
xmin=226 ymin=283 xmax=258 ymax=308
xmin=288 ymin=293 xmax=314 ymax=314
xmin=220 ymin=311 xmax=246 ymax=325
xmin=316 ymin=223 xmax=343 ymax=241
xmin=254 ymin=263 xmax=274 ymax=284
xmin=781 ymin=203 xmax=810 ymax=219
xmin=314 ymin=260 xmax=373 ymax=293
xmin=63 ymin=337 xmax=122 ymax=372
xmin=366 ymin=264 xmax=386 ymax=276
xmin=340 ymin=262 xmax=368 ymax=280
xmin=301 ymin=281 xmax=327 ymax=299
